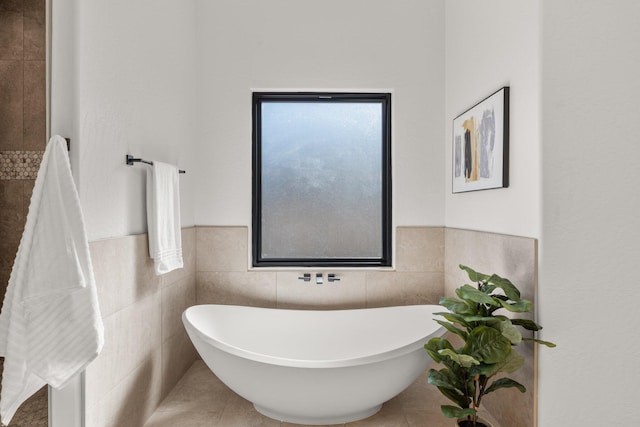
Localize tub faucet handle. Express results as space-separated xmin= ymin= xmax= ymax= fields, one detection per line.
xmin=299 ymin=273 xmax=311 ymax=282
xmin=316 ymin=273 xmax=323 ymax=284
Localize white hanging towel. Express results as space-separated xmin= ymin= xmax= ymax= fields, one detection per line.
xmin=146 ymin=161 xmax=183 ymax=275
xmin=0 ymin=135 xmax=104 ymax=425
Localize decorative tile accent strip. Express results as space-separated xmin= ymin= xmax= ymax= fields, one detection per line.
xmin=0 ymin=151 xmax=44 ymax=180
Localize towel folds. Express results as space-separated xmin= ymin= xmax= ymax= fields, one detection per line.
xmin=0 ymin=135 xmax=104 ymax=425
xmin=146 ymin=161 xmax=183 ymax=275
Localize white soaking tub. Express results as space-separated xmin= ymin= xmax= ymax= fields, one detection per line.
xmin=182 ymin=304 xmax=445 ymax=425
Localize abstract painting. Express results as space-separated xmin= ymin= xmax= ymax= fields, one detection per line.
xmin=452 ymin=87 xmax=509 ymax=193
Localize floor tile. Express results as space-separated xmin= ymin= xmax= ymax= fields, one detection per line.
xmin=145 ymin=361 xmax=501 ymax=427
xmin=144 ymin=410 xmax=223 ymax=427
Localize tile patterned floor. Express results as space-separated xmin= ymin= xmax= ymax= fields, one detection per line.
xmin=144 ymin=360 xmax=499 ymax=427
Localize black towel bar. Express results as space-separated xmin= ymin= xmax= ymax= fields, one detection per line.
xmin=125 ymin=155 xmax=186 ymax=174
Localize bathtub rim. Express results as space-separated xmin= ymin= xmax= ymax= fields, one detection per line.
xmin=182 ymin=304 xmax=445 ymax=369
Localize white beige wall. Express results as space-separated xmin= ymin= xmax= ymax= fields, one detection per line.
xmin=445 ymin=1 xmax=640 ymax=424
xmin=50 ymin=1 xmax=640 ymax=425
xmin=52 ymin=0 xmax=198 ymax=241
xmin=444 ymin=0 xmax=541 ymax=239
xmin=194 ymin=0 xmax=446 ymax=229
xmin=539 ymin=1 xmax=640 ymax=425
xmin=50 ymin=1 xmax=200 ymax=426
xmin=443 ymin=2 xmax=545 ymax=425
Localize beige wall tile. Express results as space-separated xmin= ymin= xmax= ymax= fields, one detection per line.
xmin=444 ymin=228 xmax=537 ymax=427
xmin=366 ymin=272 xmax=443 ymax=308
xmin=192 ymin=226 xmax=449 ymax=311
xmin=161 ymin=227 xmax=197 ymax=288
xmin=90 ymin=233 xmax=161 ymax=317
xmin=87 ymin=229 xmax=200 ymax=427
xmin=162 ymin=274 xmax=196 ymax=341
xmin=444 ymin=228 xmax=537 ymax=303
xmin=85 ymin=291 xmax=162 ymax=412
xmin=86 ymin=226 xmax=538 ymax=427
xmin=396 ymin=226 xmax=444 ymax=272
xmin=196 ymin=226 xmax=247 ymax=272
xmin=155 ymin=360 xmax=231 ymax=414
xmin=86 ymin=352 xmax=163 ymax=427
xmin=196 ymin=271 xmax=276 ymax=307
xmin=183 ymin=227 xmax=197 ymax=275
xmin=483 ymin=341 xmax=535 ymax=427
xmin=275 ymin=271 xmax=366 ymax=309
xmin=161 ymin=328 xmax=198 ymax=399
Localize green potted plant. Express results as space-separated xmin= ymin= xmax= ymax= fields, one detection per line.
xmin=425 ymin=265 xmax=555 ymax=427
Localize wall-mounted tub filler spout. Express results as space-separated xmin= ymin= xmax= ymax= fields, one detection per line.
xmin=316 ymin=273 xmax=323 ymax=284
xmin=328 ymin=273 xmax=340 ymax=282
xmin=298 ymin=273 xmax=311 ymax=282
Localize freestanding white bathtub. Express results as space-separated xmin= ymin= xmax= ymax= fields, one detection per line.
xmin=182 ymin=304 xmax=445 ymax=425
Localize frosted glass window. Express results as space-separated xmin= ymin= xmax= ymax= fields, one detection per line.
xmin=252 ymin=93 xmax=391 ymax=267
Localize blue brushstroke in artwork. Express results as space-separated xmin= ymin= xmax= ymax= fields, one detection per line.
xmin=479 ymin=108 xmax=495 ymax=178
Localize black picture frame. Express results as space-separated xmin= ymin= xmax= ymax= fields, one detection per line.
xmin=452 ymin=87 xmax=509 ymax=193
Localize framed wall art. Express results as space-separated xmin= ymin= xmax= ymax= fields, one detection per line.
xmin=452 ymin=86 xmax=509 ymax=193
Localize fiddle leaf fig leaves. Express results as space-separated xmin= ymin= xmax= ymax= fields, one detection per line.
xmin=425 ymin=264 xmax=555 ymax=420
xmin=522 ymin=337 xmax=557 ymax=348
xmin=439 ymin=349 xmax=481 ymax=368
xmin=435 ymin=320 xmax=469 ymax=341
xmin=438 ymin=389 xmax=470 ymax=410
xmin=498 ymin=298 xmax=533 ymax=313
xmin=484 ymin=378 xmax=526 ymax=395
xmin=487 ymin=274 xmax=521 ymax=300
xmin=500 ymin=349 xmax=525 ymax=373
xmin=428 ymin=367 xmax=466 ymax=393
xmin=456 ymin=285 xmax=499 ymax=306
xmin=497 ymin=319 xmax=522 ymax=345
xmin=463 ymin=326 xmax=512 ymax=364
xmin=435 ymin=312 xmax=472 ymax=329
xmin=459 ymin=264 xmax=489 ymax=282
xmin=424 ymin=337 xmax=455 ymax=363
xmin=439 ymin=297 xmax=474 ymax=315
xmin=441 ymin=405 xmax=477 ymax=419
xmin=511 ymin=318 xmax=543 ymax=331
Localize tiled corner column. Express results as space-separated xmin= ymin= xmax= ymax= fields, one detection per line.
xmin=195 ymin=226 xmax=445 ymax=309
xmin=85 ymin=228 xmax=198 ymax=427
xmin=444 ymin=228 xmax=537 ymax=427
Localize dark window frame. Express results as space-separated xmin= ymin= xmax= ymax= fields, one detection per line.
xmin=252 ymin=92 xmax=392 ymax=268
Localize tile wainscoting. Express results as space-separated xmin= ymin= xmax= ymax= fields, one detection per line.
xmin=195 ymin=226 xmax=445 ymax=309
xmin=445 ymin=228 xmax=538 ymax=427
xmin=85 ymin=226 xmax=536 ymax=427
xmin=85 ymin=227 xmax=198 ymax=427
